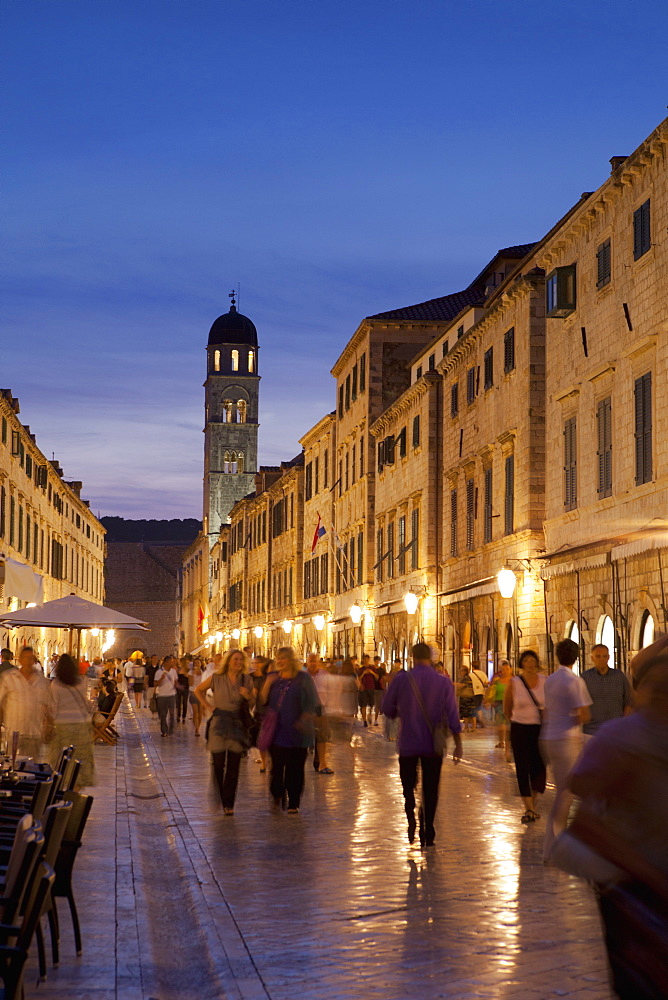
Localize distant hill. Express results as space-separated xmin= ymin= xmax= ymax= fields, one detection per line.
xmin=101 ymin=517 xmax=201 ymax=544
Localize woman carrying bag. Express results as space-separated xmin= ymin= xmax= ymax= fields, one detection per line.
xmin=195 ymin=649 xmax=254 ymax=815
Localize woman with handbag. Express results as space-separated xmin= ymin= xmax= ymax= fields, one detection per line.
xmin=259 ymin=647 xmax=319 ymax=814
xmin=46 ymin=653 xmax=95 ymax=788
xmin=503 ymin=649 xmax=546 ymax=824
xmin=194 ymin=649 xmax=254 ymax=815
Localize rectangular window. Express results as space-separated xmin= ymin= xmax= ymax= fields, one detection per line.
xmin=398 ymin=427 xmax=407 ymax=458
xmin=338 ymin=459 xmax=343 ymax=496
xmin=9 ymin=496 xmax=15 ymax=547
xmin=457 ymin=325 xmax=464 ymax=339
xmin=450 ymin=489 xmax=458 ymax=557
xmin=412 ymin=415 xmax=420 ymax=449
xmin=564 ymin=418 xmax=577 ymax=510
xmin=411 ymin=508 xmax=419 ymax=570
xmin=359 ymin=440 xmax=364 ymax=477
xmin=345 ymin=374 xmax=351 ymax=410
xmin=323 ymin=450 xmax=328 ymax=488
xmin=352 ymin=363 xmax=358 ymax=400
xmin=504 ymin=327 xmax=515 ymax=373
xmin=634 ymin=372 xmax=652 ymax=485
xmin=442 ymin=340 xmax=449 ymax=357
xmin=359 ymin=353 xmax=366 ymax=391
xmin=505 ymin=455 xmax=515 ymax=533
xmin=345 ymin=452 xmax=349 ymax=492
xmin=376 ymin=528 xmax=384 ymax=583
xmin=304 ymin=560 xmax=311 ymax=600
xmin=466 ymin=367 xmax=476 ymax=404
xmin=450 ymin=383 xmax=459 ymax=417
xmin=428 ymin=353 xmax=435 ymax=371
xmin=483 ymin=466 xmax=493 ymax=543
xmin=351 ymin=445 xmax=356 ymax=484
xmin=321 ymin=552 xmax=328 ymax=593
xmin=357 ymin=531 xmax=363 ymax=586
xmin=314 ymin=456 xmax=319 ymax=495
xmin=25 ymin=515 xmax=30 ymax=560
xmin=33 ymin=522 xmax=38 ymax=564
xmin=416 ymin=366 xmax=422 ymax=380
xmin=0 ymin=486 xmax=5 ymax=539
xmin=348 ymin=537 xmax=355 ymax=591
xmin=596 ymin=239 xmax=611 ymax=288
xmin=305 ymin=462 xmax=313 ymax=501
xmin=466 ymin=478 xmax=474 ymax=551
xmin=484 ymin=347 xmax=494 ymax=390
xmin=1 ymin=417 xmax=6 ymax=444
xmin=338 ymin=385 xmax=344 ymax=418
xmin=546 ymin=265 xmax=577 ymax=317
xmin=596 ymin=397 xmax=612 ymax=498
xmin=398 ymin=515 xmax=406 ymax=574
xmin=386 ymin=522 xmax=394 ymax=579
xmin=633 ymin=199 xmax=651 ymax=260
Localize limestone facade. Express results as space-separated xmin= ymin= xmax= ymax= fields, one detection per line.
xmin=0 ymin=388 xmax=106 ymax=661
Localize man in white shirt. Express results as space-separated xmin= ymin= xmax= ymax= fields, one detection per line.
xmin=470 ymin=660 xmax=489 ymax=729
xmin=541 ymin=638 xmax=592 ymax=861
xmin=154 ymin=656 xmax=178 ymax=737
xmin=0 ymin=646 xmax=50 ymax=760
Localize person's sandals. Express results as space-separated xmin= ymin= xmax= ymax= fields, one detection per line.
xmin=287 ymin=807 xmax=299 ymax=814
xmin=521 ymin=810 xmax=536 ymax=824
xmin=318 ymin=768 xmax=334 ymax=774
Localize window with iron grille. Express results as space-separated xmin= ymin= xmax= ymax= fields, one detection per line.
xmin=398 ymin=516 xmax=406 ymax=575
xmin=467 ymin=367 xmax=476 ymax=404
xmin=484 ymin=348 xmax=494 ymax=390
xmin=451 ymin=383 xmax=459 ymax=417
xmin=633 ymin=200 xmax=651 ymax=260
xmin=596 ymin=239 xmax=611 ymax=288
xmin=596 ymin=397 xmax=612 ymax=498
xmin=411 ymin=508 xmax=419 ymax=569
xmin=412 ymin=415 xmax=420 ymax=449
xmin=466 ymin=478 xmax=475 ymax=550
xmin=504 ymin=455 xmax=515 ymax=533
xmin=563 ymin=419 xmax=577 ymax=510
xmin=503 ymin=327 xmax=515 ymax=373
xmin=483 ymin=467 xmax=492 ymax=543
xmin=450 ymin=490 xmax=458 ymax=557
xmin=634 ymin=372 xmax=652 ymax=485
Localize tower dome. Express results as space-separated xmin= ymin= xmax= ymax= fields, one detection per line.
xmin=208 ymin=302 xmax=258 ymax=347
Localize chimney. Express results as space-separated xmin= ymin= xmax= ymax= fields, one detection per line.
xmin=609 ymin=156 xmax=628 ymax=173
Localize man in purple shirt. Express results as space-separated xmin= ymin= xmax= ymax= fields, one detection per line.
xmin=382 ymin=642 xmax=462 ymax=847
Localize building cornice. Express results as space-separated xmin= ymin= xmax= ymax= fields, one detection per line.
xmin=299 ymin=411 xmax=336 ymax=449
xmin=369 ymin=372 xmax=439 ymax=437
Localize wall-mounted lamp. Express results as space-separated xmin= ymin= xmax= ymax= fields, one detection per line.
xmin=350 ymin=603 xmax=363 ymax=625
xmin=232 ymin=627 xmax=241 ymax=640
xmin=282 ymin=619 xmax=293 ymax=634
xmin=404 ymin=591 xmax=419 ymax=615
xmin=313 ymin=614 xmax=325 ymax=631
xmin=497 ymin=567 xmax=517 ymax=599
xmin=254 ymin=625 xmax=263 ymax=639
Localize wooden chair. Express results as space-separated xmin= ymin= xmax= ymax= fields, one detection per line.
xmin=92 ymin=694 xmax=123 ymax=744
xmin=0 ymin=861 xmax=55 ymax=1000
xmin=49 ymin=792 xmax=93 ymax=960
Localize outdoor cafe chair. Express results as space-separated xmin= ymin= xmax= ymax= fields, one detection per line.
xmin=93 ymin=694 xmax=123 ymax=744
xmin=0 ymin=861 xmax=54 ymax=1000
xmin=0 ymin=821 xmax=44 ymax=927
xmin=49 ymin=791 xmax=93 ymax=960
xmin=27 ymin=802 xmax=71 ymax=980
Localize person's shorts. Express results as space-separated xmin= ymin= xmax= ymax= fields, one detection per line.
xmin=494 ymin=704 xmax=508 ymax=725
xmin=189 ymin=691 xmax=199 ymax=705
xmin=358 ymin=690 xmax=374 ymax=708
xmin=459 ymin=698 xmax=477 ymax=718
xmin=474 ymin=694 xmax=484 ymax=708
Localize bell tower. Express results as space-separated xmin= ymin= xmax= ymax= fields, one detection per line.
xmin=203 ymin=292 xmax=260 ymax=545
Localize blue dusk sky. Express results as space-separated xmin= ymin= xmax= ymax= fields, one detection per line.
xmin=2 ymin=0 xmax=667 ymax=519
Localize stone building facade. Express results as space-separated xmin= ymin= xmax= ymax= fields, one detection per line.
xmin=185 ymin=115 xmax=667 ymax=679
xmin=0 ymin=388 xmax=106 ymax=661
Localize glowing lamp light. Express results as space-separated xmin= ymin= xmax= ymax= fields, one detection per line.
xmin=254 ymin=626 xmax=263 ymax=639
xmin=215 ymin=631 xmax=223 ymax=642
xmin=90 ymin=628 xmax=100 ymax=637
xmin=232 ymin=628 xmax=241 ymax=640
xmin=313 ymin=614 xmax=325 ymax=631
xmin=404 ymin=592 xmax=419 ymax=615
xmin=26 ymin=603 xmax=37 ymax=609
xmin=201 ymin=617 xmax=209 ymax=635
xmin=497 ymin=567 xmax=517 ymax=599
xmin=282 ymin=619 xmax=293 ymax=634
xmin=350 ymin=603 xmax=362 ymax=625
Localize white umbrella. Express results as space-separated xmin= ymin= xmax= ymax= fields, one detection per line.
xmin=0 ymin=594 xmax=149 ymax=660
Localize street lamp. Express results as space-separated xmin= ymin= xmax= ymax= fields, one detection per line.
xmin=404 ymin=591 xmax=419 ymax=615
xmin=282 ymin=619 xmax=292 ymax=634
xmin=232 ymin=627 xmax=241 ymax=640
xmin=497 ymin=567 xmax=517 ymax=599
xmin=254 ymin=625 xmax=263 ymax=639
xmin=313 ymin=614 xmax=325 ymax=631
xmin=350 ymin=603 xmax=362 ymax=625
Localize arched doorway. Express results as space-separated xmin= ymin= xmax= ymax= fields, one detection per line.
xmin=596 ymin=615 xmax=617 ymax=669
xmin=566 ymin=620 xmax=580 ymax=674
xmin=639 ymin=609 xmax=655 ymax=649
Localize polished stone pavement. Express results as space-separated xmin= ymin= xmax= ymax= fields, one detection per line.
xmin=25 ymin=701 xmax=614 ymax=1000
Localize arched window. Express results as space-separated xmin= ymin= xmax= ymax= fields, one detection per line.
xmin=214 ymin=350 xmax=221 ymax=372
xmin=237 ymin=452 xmax=244 ymax=473
xmin=237 ymin=400 xmax=246 ymax=423
xmin=223 ymin=401 xmax=233 ymax=423
xmin=230 ymin=451 xmax=238 ymax=474
xmin=640 ymin=609 xmax=655 ymax=649
xmin=596 ymin=615 xmax=617 ymax=669
xmin=248 ymin=350 xmax=255 ymax=373
xmin=223 ymin=450 xmax=231 ymax=473
xmin=231 ymin=350 xmax=239 ymax=371
xmin=566 ymin=620 xmax=580 ymax=673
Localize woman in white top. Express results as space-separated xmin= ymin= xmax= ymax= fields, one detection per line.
xmin=47 ymin=653 xmax=95 ymax=788
xmin=503 ymin=649 xmax=546 ymax=824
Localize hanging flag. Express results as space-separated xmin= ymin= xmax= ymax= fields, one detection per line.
xmin=311 ymin=513 xmax=326 ymax=553
xmin=197 ymin=605 xmax=205 ymax=635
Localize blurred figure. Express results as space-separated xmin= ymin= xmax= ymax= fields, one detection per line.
xmin=307 ymin=653 xmax=333 ymax=774
xmin=0 ymin=648 xmax=13 ymax=676
xmin=504 ymin=649 xmax=546 ymax=824
xmin=540 ymin=638 xmax=591 ymax=860
xmin=47 ymin=653 xmax=95 ymax=788
xmin=0 ymin=646 xmax=50 ymax=760
xmin=490 ymin=660 xmax=513 ymax=761
xmin=568 ymin=637 xmax=668 ymax=999
xmin=582 ymin=644 xmax=633 ymax=739
xmin=456 ymin=665 xmax=477 ymax=733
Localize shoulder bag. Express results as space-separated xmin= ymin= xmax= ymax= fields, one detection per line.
xmin=408 ymin=673 xmax=448 ymax=756
xmin=518 ymin=674 xmax=543 ymax=722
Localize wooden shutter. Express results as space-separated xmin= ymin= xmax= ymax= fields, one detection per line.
xmin=503 ymin=328 xmax=515 ymax=372
xmin=411 ymin=508 xmax=419 ymax=569
xmin=596 ymin=239 xmax=611 ymax=287
xmin=451 ymin=383 xmax=459 ymax=417
xmin=450 ymin=490 xmax=458 ymax=557
xmin=635 ymin=373 xmax=652 ymax=485
xmin=357 ymin=532 xmax=363 ymax=585
xmin=563 ymin=418 xmax=577 ymax=509
xmin=634 ymin=200 xmax=651 ymax=259
xmin=304 ymin=561 xmax=311 ymax=599
xmin=484 ymin=348 xmax=493 ymax=390
xmin=505 ymin=455 xmax=515 ymax=532
xmin=387 ymin=522 xmax=394 ymax=579
xmin=466 ymin=478 xmax=475 ymax=550
xmin=484 ymin=467 xmax=493 ymax=543
xmin=412 ymin=415 xmax=420 ymax=448
xmin=596 ymin=397 xmax=612 ymax=497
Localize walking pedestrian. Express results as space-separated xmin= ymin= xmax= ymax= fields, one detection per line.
xmin=0 ymin=646 xmax=50 ymax=760
xmin=470 ymin=660 xmax=489 ymax=728
xmin=175 ymin=658 xmax=190 ymax=723
xmin=540 ymin=638 xmax=591 ymax=860
xmin=357 ymin=654 xmax=377 ymax=727
xmin=490 ymin=660 xmax=513 ymax=760
xmin=456 ymin=665 xmax=477 ymax=732
xmin=261 ymin=647 xmax=319 ymax=814
xmin=581 ymin=643 xmax=633 ymax=739
xmin=307 ymin=653 xmax=334 ymax=774
xmin=189 ymin=657 xmax=204 ymax=736
xmin=250 ymin=656 xmax=270 ymax=770
xmin=504 ymin=649 xmax=546 ymax=824
xmin=154 ymin=655 xmax=178 ymax=737
xmin=195 ymin=649 xmax=254 ymax=815
xmin=131 ymin=656 xmax=146 ymax=709
xmin=46 ymin=653 xmax=95 ymax=788
xmin=381 ymin=642 xmax=462 ymax=847
xmin=144 ymin=654 xmax=159 ymax=710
